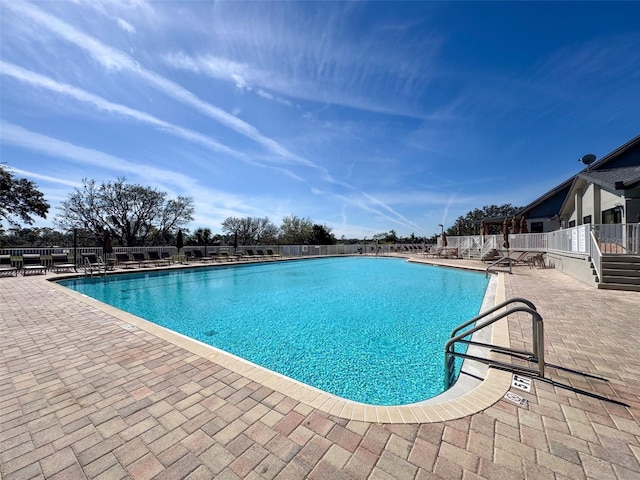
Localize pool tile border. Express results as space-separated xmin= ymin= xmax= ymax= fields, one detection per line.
xmin=48 ymin=267 xmax=511 ymax=424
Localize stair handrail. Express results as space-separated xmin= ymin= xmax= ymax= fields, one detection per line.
xmin=444 ymin=298 xmax=543 ymax=389
xmin=589 ymin=229 xmax=602 ymax=281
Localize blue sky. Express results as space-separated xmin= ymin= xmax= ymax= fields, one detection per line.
xmin=1 ymin=1 xmax=639 ymax=239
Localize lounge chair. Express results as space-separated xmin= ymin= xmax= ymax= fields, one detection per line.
xmin=423 ymin=247 xmax=443 ymax=258
xmin=234 ymin=251 xmax=251 ymax=261
xmin=481 ymin=249 xmax=501 ymax=263
xmin=0 ymin=255 xmax=18 ymax=277
xmin=148 ymin=251 xmax=171 ymax=266
xmin=245 ymin=249 xmax=260 ymax=260
xmin=218 ymin=251 xmax=237 ymax=262
xmin=266 ymin=249 xmax=281 ymax=258
xmin=115 ymin=252 xmax=139 ymax=268
xmin=132 ymin=252 xmax=155 ymax=267
xmin=191 ymin=250 xmax=213 ymax=263
xmin=51 ymin=253 xmax=76 ymax=273
xmin=236 ymin=250 xmax=258 ymax=261
xmin=509 ymin=251 xmax=532 ymax=266
xmin=255 ymin=249 xmax=274 ymax=260
xmin=22 ymin=254 xmax=47 ymax=275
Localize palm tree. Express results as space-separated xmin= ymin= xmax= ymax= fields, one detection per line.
xmin=194 ymin=228 xmax=212 ymax=255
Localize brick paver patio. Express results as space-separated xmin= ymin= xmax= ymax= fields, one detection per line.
xmin=1 ymin=259 xmax=639 ymax=479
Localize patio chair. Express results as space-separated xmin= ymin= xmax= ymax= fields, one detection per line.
xmin=244 ymin=249 xmax=260 ymax=260
xmin=51 ymin=253 xmax=76 ymax=273
xmin=234 ymin=251 xmax=250 ymax=261
xmin=22 ymin=254 xmax=47 ymax=275
xmin=148 ymin=251 xmax=171 ymax=266
xmin=0 ymin=255 xmax=18 ymax=277
xmin=218 ymin=251 xmax=237 ymax=262
xmin=115 ymin=252 xmax=139 ymax=268
xmin=424 ymin=246 xmax=444 ymax=258
xmin=191 ymin=250 xmax=213 ymax=263
xmin=510 ymin=251 xmax=532 ymax=266
xmin=531 ymin=253 xmax=546 ymax=268
xmin=481 ymin=249 xmax=501 ymax=263
xmin=255 ymin=249 xmax=273 ymax=260
xmin=132 ymin=252 xmax=155 ymax=267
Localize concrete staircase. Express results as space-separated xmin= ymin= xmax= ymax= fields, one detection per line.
xmin=598 ymin=255 xmax=640 ymax=292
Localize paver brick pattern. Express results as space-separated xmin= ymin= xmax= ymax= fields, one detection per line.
xmin=2 ymin=263 xmax=640 ymax=479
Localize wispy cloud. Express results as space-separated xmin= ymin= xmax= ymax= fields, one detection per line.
xmin=536 ymin=33 xmax=640 ymax=87
xmin=4 ymin=0 xmax=316 ymax=169
xmin=0 ymin=61 xmax=257 ymax=163
xmin=163 ymin=52 xmax=293 ymax=106
xmin=2 ymin=2 xmax=455 ymax=233
xmin=0 ymin=61 xmax=416 ymax=231
xmin=116 ymin=18 xmax=136 ymax=34
xmin=158 ymin=3 xmax=444 ymax=120
xmin=310 ymin=187 xmax=422 ymax=232
xmin=1 ymin=122 xmax=196 ymax=190
xmin=2 ymin=122 xmax=274 ymax=226
xmin=6 ymin=167 xmax=81 ymax=189
xmin=163 ymin=52 xmax=251 ymax=89
xmin=441 ymin=194 xmax=457 ymax=226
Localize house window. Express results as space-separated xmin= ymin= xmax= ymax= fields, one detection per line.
xmin=583 ymin=215 xmax=592 ymax=224
xmin=531 ymin=222 xmax=544 ymax=233
xmin=602 ymin=207 xmax=622 ymax=224
xmin=568 ymin=220 xmax=576 ymax=228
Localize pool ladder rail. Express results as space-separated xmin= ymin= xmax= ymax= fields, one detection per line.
xmin=444 ymin=297 xmax=629 ymax=407
xmin=84 ymin=255 xmax=108 ymax=277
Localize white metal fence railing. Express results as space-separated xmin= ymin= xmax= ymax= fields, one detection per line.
xmin=0 ymin=243 xmax=432 ymax=268
xmin=592 ymin=223 xmax=640 ymax=254
xmin=439 ymin=223 xmax=639 ymax=259
xmin=2 ymin=224 xmax=638 ymax=268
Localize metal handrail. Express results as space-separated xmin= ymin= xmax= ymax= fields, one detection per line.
xmin=444 ymin=299 xmax=544 ymax=389
xmin=595 ymin=229 xmax=631 ymax=255
xmin=449 ymin=297 xmax=536 ymax=339
xmin=485 ymin=255 xmax=513 ymax=275
xmin=84 ymin=255 xmax=107 ymax=276
xmin=589 ymin=230 xmax=602 ymax=281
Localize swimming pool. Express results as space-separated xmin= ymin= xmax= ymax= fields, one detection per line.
xmin=59 ymin=257 xmax=490 ymax=405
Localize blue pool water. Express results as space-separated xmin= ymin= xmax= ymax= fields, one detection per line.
xmin=60 ymin=257 xmax=489 ymax=405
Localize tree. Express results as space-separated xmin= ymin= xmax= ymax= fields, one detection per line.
xmin=0 ymin=165 xmax=50 ymax=228
xmin=384 ymin=230 xmax=399 ymax=243
xmin=55 ymin=178 xmax=194 ymax=247
xmin=310 ymin=224 xmax=335 ymax=245
xmin=221 ymin=216 xmax=278 ymax=245
xmin=279 ymin=215 xmax=314 ymax=244
xmin=447 ymin=204 xmax=521 ymax=236
xmin=193 ymin=228 xmax=212 ymax=247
